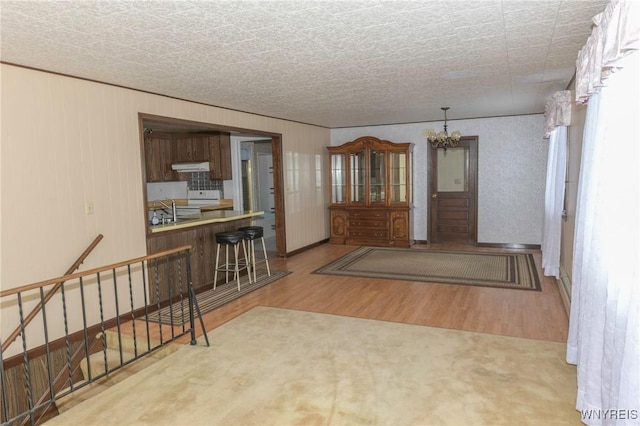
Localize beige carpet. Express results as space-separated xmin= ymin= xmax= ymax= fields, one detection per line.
xmin=47 ymin=307 xmax=578 ymax=425
xmin=314 ymin=246 xmax=541 ymax=291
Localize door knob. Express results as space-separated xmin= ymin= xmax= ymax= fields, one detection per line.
xmin=431 ymin=193 xmax=437 ymax=198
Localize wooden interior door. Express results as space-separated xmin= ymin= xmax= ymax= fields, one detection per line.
xmin=428 ymin=136 xmax=478 ymax=244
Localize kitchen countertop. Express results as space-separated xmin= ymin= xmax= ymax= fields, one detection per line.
xmin=149 ymin=209 xmax=264 ymax=233
xmin=148 ymin=198 xmax=233 ymax=211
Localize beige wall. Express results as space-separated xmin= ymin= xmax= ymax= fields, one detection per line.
xmin=0 ymin=64 xmax=330 ymax=293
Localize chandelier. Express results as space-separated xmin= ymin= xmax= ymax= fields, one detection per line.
xmin=424 ymin=107 xmax=461 ymax=150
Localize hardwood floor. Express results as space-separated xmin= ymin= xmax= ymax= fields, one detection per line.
xmin=127 ymin=243 xmax=569 ymax=345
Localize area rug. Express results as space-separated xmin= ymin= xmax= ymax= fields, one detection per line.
xmin=314 ymin=246 xmax=541 ymax=291
xmin=47 ymin=306 xmax=579 ymax=425
xmin=147 ymin=270 xmax=290 ymax=325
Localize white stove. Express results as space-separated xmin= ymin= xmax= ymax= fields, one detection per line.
xmin=187 ymin=190 xmax=221 ymax=206
xmin=175 ymin=190 xmax=221 ymax=218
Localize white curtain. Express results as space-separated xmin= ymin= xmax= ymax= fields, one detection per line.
xmin=567 ymin=0 xmax=639 ymax=423
xmin=541 ymin=126 xmax=567 ymax=278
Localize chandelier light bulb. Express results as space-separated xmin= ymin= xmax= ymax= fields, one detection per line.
xmin=424 ymin=107 xmax=462 ymax=150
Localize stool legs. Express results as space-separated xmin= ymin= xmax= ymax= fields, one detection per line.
xmin=240 ymin=240 xmax=252 ymax=285
xmin=260 ymin=236 xmax=271 ymax=277
xmin=245 ymin=236 xmax=271 ymax=283
xmin=213 ymin=243 xmax=221 ymax=290
xmin=213 ymin=239 xmax=252 ymax=292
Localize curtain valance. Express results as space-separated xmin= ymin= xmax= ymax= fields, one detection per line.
xmin=544 ymin=90 xmax=572 ymax=138
xmin=575 ymin=0 xmax=639 ymax=103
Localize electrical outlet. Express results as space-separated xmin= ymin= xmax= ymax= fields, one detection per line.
xmin=85 ymin=201 xmax=94 ymax=215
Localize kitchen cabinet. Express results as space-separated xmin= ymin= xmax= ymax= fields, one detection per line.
xmin=175 ymin=136 xmax=210 ymax=163
xmin=209 ymin=132 xmax=232 ymax=180
xmin=144 ymin=132 xmax=232 ymax=182
xmin=145 ymin=134 xmax=178 ymax=182
xmin=327 ymin=136 xmax=413 ymax=247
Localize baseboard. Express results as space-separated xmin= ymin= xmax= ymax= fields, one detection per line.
xmin=476 ymin=243 xmax=541 ymax=250
xmin=286 ymin=238 xmax=330 ymax=257
xmin=412 ymin=241 xmax=541 ymax=250
xmin=557 ymin=266 xmax=571 ymax=318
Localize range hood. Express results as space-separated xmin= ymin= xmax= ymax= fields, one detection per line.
xmin=171 ymin=161 xmax=210 ymax=172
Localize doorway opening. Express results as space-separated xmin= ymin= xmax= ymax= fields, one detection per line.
xmin=139 ymin=113 xmax=286 ymax=257
xmin=241 ymin=140 xmax=276 ymax=257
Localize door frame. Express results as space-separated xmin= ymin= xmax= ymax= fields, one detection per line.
xmin=427 ymin=136 xmax=478 ymax=244
xmin=139 ymin=113 xmax=287 ymax=257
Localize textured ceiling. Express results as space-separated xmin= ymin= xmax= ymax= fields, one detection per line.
xmin=0 ymin=0 xmax=607 ymax=128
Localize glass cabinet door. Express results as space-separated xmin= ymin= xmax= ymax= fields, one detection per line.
xmin=330 ymin=154 xmax=346 ymax=204
xmin=369 ymin=150 xmax=385 ymax=203
xmin=389 ymin=151 xmax=408 ymax=203
xmin=350 ymin=151 xmax=365 ymax=203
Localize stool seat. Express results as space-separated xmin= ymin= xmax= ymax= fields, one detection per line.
xmin=216 ymin=231 xmax=245 ymax=245
xmin=237 ymin=226 xmax=263 ymax=240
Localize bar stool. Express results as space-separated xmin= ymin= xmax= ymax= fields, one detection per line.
xmin=238 ymin=226 xmax=271 ymax=283
xmin=213 ymin=230 xmax=251 ymax=291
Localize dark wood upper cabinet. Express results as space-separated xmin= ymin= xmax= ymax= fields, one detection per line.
xmin=145 ymin=135 xmax=177 ymax=182
xmin=209 ymin=133 xmax=232 ymax=180
xmin=144 ymin=131 xmax=232 ymax=182
xmin=175 ymin=137 xmax=210 ymax=163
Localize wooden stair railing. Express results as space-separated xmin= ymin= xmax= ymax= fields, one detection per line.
xmin=1 ymin=234 xmax=103 ymax=355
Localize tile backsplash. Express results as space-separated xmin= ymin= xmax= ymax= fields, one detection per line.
xmin=187 ymin=172 xmax=224 ymax=194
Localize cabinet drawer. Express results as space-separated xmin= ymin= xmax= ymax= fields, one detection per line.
xmin=349 ymin=209 xmax=388 ymax=219
xmin=348 ymin=229 xmax=389 ymax=239
xmin=349 ymin=219 xmax=387 ymax=228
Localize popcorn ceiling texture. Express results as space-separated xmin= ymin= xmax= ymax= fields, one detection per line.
xmin=0 ymin=0 xmax=607 ymax=128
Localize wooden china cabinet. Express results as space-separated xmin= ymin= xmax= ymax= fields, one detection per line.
xmin=328 ymin=136 xmax=413 ymax=247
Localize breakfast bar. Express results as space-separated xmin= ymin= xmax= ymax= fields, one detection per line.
xmin=149 ymin=209 xmax=264 ymax=233
xmin=146 ymin=209 xmax=265 ymax=302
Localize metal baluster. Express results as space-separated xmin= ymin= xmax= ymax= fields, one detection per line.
xmin=39 ymin=287 xmax=55 ymax=407
xmin=75 ymin=277 xmax=91 ymax=383
xmin=186 ymin=250 xmax=197 ymax=345
xmin=17 ymin=292 xmax=34 ymax=426
xmin=141 ymin=260 xmax=152 ymax=352
xmin=127 ymin=264 xmax=138 ymax=357
xmin=96 ymin=272 xmax=108 ymax=374
xmin=0 ymin=338 xmax=9 ymax=423
xmin=186 ymin=250 xmax=209 ymax=346
xmin=59 ymin=281 xmax=74 ymax=392
xmin=112 ymin=268 xmax=123 ymax=366
xmin=177 ymin=252 xmax=186 ymax=333
xmin=153 ymin=258 xmax=163 ymax=346
xmin=166 ymin=254 xmax=175 ymax=338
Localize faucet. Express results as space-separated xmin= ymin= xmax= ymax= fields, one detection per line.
xmin=153 ymin=199 xmax=177 ymax=223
